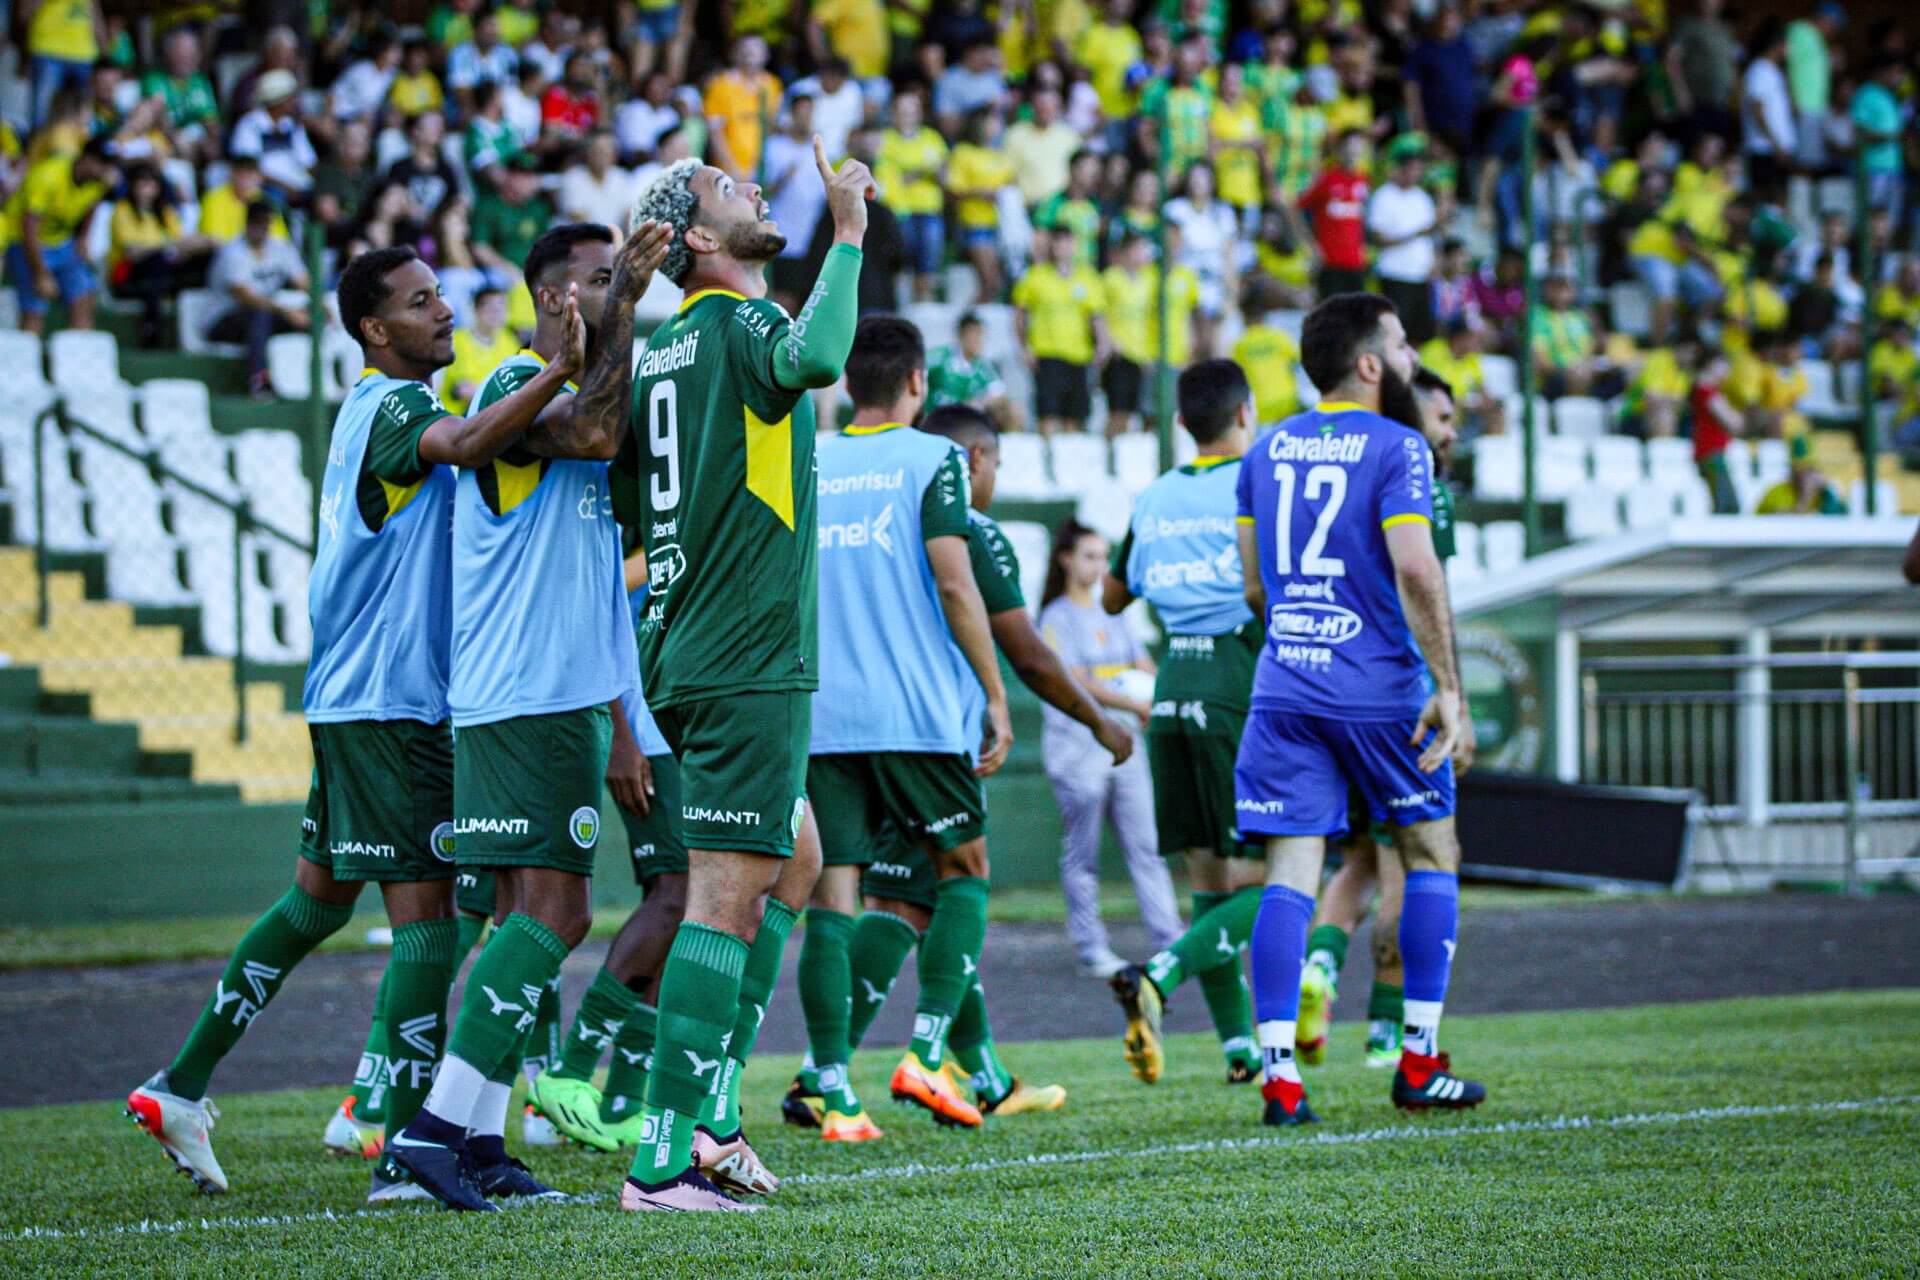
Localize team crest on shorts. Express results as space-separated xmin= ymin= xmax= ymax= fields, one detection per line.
xmin=430 ymin=821 xmax=457 ymax=863
xmin=790 ymin=797 xmax=807 ymax=838
xmin=570 ymin=805 xmax=601 ymax=849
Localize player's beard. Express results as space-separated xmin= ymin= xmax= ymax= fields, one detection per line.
xmin=726 ymin=221 xmax=788 ymax=263
xmin=1378 ymin=364 xmax=1422 ymax=434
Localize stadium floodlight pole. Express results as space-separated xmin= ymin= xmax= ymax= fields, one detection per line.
xmin=32 ymin=402 xmax=55 ymax=628
xmin=1518 ymin=106 xmax=1540 ymax=555
xmin=232 ymin=495 xmax=249 ymax=744
xmin=1855 ymin=148 xmax=1878 ymax=515
xmin=305 ymin=220 xmax=328 ymax=532
xmin=1154 ymin=96 xmax=1173 ymax=473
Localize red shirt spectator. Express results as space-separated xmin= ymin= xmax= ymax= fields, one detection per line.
xmin=1299 ymin=167 xmax=1369 ymax=272
xmin=542 ymin=83 xmax=599 ymax=135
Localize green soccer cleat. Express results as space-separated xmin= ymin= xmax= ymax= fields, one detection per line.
xmin=1364 ymin=1021 xmax=1403 ymax=1069
xmin=527 ymin=1072 xmax=618 ymax=1153
xmin=1296 ymin=962 xmax=1336 ymax=1067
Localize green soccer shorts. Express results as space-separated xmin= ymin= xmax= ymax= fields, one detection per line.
xmin=808 ymin=750 xmax=987 ymax=868
xmin=1146 ymin=700 xmax=1261 ymax=859
xmin=299 ymin=719 xmax=456 ymax=883
xmin=456 ymin=869 xmax=498 ymax=920
xmin=620 ymin=752 xmax=689 ymax=885
xmin=859 ymin=833 xmax=940 ymax=912
xmin=454 ymin=704 xmax=613 ymax=876
xmin=654 ymin=691 xmax=811 ymax=857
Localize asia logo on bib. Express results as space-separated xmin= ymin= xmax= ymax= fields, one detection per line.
xmin=570 ymin=805 xmax=601 ymax=849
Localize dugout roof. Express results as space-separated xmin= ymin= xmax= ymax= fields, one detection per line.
xmin=1455 ymin=517 xmax=1920 ymax=642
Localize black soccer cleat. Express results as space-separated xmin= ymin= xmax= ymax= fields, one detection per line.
xmin=781 ymin=1076 xmax=824 ymax=1129
xmin=1391 ymin=1051 xmax=1487 ymax=1111
xmin=385 ymin=1131 xmax=498 ymax=1212
xmin=1260 ymin=1077 xmax=1320 ymax=1127
xmin=474 ymin=1153 xmax=567 ymax=1201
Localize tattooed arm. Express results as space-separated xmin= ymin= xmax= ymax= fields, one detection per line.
xmin=520 ymin=220 xmax=672 ymax=461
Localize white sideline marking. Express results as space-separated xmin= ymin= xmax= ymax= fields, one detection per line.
xmin=13 ymin=1094 xmax=1916 ymax=1244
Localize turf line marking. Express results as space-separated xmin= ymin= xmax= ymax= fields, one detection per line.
xmin=13 ymin=1093 xmax=1916 ymax=1243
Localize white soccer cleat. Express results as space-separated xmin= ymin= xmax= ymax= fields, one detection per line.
xmin=323 ymin=1096 xmax=385 ymax=1158
xmin=127 ymin=1072 xmax=229 ymax=1194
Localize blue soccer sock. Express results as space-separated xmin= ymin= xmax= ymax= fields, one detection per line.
xmin=1399 ymin=870 xmax=1459 ymax=1057
xmin=1250 ymin=884 xmax=1314 ymax=1085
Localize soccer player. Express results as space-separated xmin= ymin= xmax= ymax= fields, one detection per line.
xmin=786 ymin=402 xmax=1122 ymax=1126
xmin=616 ymin=139 xmax=869 ymax=1213
xmin=1233 ymin=293 xmax=1485 ymax=1126
xmin=529 ymin=547 xmax=695 ymax=1151
xmin=1102 ymin=359 xmax=1270 ymax=1088
xmin=1297 ymin=362 xmax=1474 ymax=1074
xmin=127 ymin=244 xmax=590 ymax=1195
xmin=1296 ymin=366 xmax=1477 ymax=1071
xmin=385 ymin=220 xmax=673 ymax=1210
xmin=797 ymin=318 xmax=1014 ymax=1142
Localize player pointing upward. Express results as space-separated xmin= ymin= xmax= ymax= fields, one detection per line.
xmin=1232 ymin=293 xmax=1484 ymax=1126
xmin=616 ymin=137 xmax=870 ymax=1212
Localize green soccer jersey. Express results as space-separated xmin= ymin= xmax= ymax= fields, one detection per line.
xmin=926 ymin=346 xmax=1005 ymax=409
xmin=626 ymin=287 xmax=821 ymax=707
xmin=1431 ymin=479 xmax=1456 ymax=561
xmin=966 ymin=509 xmax=1024 ymax=614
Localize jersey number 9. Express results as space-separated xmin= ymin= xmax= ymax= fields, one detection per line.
xmin=1271 ymin=462 xmax=1348 ymax=578
xmin=648 ymin=380 xmax=680 ymax=511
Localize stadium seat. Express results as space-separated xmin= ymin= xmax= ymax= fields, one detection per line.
xmin=158 ymin=433 xmax=236 ymax=501
xmin=266 ymin=334 xmax=315 ymax=400
xmin=1646 ymin=437 xmax=1696 ymax=485
xmin=1669 ymin=475 xmax=1712 ymax=518
xmin=1480 ymin=353 xmax=1517 ymax=402
xmin=1835 ymin=362 xmax=1863 ymax=406
xmin=1564 ymin=485 xmax=1623 ymax=539
xmin=0 ymin=329 xmax=48 ymax=388
xmin=1480 ymin=521 xmax=1526 ymax=572
xmin=1271 ymin=309 xmax=1307 ymax=342
xmin=1589 ymin=436 xmax=1645 ymax=488
xmin=233 ymin=430 xmax=312 ymax=539
xmin=1623 ymin=483 xmax=1676 ymax=528
xmin=257 ymin=539 xmax=313 ymax=603
xmin=1048 ymin=433 xmax=1110 ymax=493
xmin=1076 ymin=478 xmax=1133 ymax=542
xmin=1472 ymin=434 xmax=1523 ymax=499
xmin=48 ymin=330 xmax=121 ymax=396
xmin=943 ymin=265 xmax=979 ymax=309
xmin=994 ymin=432 xmax=1054 ymax=499
xmin=1537 ymin=436 xmax=1588 ymax=498
xmin=1752 ymin=438 xmax=1790 ymax=482
xmin=65 ymin=381 xmax=142 ymax=448
xmin=1451 ymin=520 xmax=1483 ymax=577
xmin=106 ymin=541 xmax=196 ymax=606
xmin=75 ymin=442 xmax=169 ymax=544
xmin=177 ymin=289 xmax=246 ymax=356
xmin=972 ymin=304 xmax=1019 ymax=365
xmin=1552 ymin=396 xmax=1609 ymax=440
xmin=1112 ymin=434 xmax=1160 ymax=494
xmin=903 ymin=301 xmax=960 ymax=353
xmin=1608 ymin=281 xmax=1654 ymax=339
xmin=140 ymin=379 xmax=214 ymax=442
xmin=999 ymin=519 xmax=1051 ymax=611
xmin=1799 ymin=360 xmax=1847 ymax=419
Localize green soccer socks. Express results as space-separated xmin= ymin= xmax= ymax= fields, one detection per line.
xmin=908 ymin=877 xmax=989 ymax=1068
xmin=167 ymin=885 xmax=355 ymax=1100
xmin=631 ymin=923 xmax=748 ymax=1184
xmin=847 ymin=910 xmax=920 ymax=1050
xmin=1144 ymin=885 xmax=1260 ymax=993
xmin=708 ymin=899 xmax=799 ymax=1135
xmin=948 ymin=978 xmax=1012 ymax=1104
xmin=600 ymin=1001 xmax=657 ymax=1124
xmin=797 ymin=907 xmax=857 ymax=1112
xmin=1305 ymin=922 xmax=1351 ymax=978
xmin=349 ymin=964 xmax=392 ymax=1122
xmin=379 ymin=917 xmax=459 ymax=1140
xmin=556 ymin=965 xmax=641 ymax=1082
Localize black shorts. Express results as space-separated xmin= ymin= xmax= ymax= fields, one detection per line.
xmin=1316 ymin=265 xmax=1369 ymax=298
xmin=1035 ymin=357 xmax=1092 ymax=421
xmin=1102 ymin=357 xmax=1144 ymax=414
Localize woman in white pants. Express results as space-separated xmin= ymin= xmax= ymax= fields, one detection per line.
xmin=1036 ymin=519 xmax=1184 ymax=976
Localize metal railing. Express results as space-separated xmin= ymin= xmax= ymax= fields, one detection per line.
xmin=1580 ymin=652 xmax=1920 ymax=891
xmin=29 ymin=395 xmax=314 ymax=746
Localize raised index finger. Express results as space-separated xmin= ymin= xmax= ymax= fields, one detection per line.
xmin=812 ymin=133 xmax=834 ymax=181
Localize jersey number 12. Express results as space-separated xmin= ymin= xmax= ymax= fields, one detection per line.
xmin=1270 ymin=462 xmax=1347 ymax=578
xmin=647 ymin=381 xmax=680 ymax=510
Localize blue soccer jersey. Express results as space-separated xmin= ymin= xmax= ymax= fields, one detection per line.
xmin=1235 ymin=401 xmax=1435 ymax=721
xmin=1119 ymin=455 xmax=1254 ymax=637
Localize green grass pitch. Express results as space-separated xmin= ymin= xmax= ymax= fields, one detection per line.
xmin=6 ymin=991 xmax=1917 ymax=1277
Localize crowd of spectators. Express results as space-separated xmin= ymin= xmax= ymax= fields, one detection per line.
xmin=0 ymin=0 xmax=1914 ymax=476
